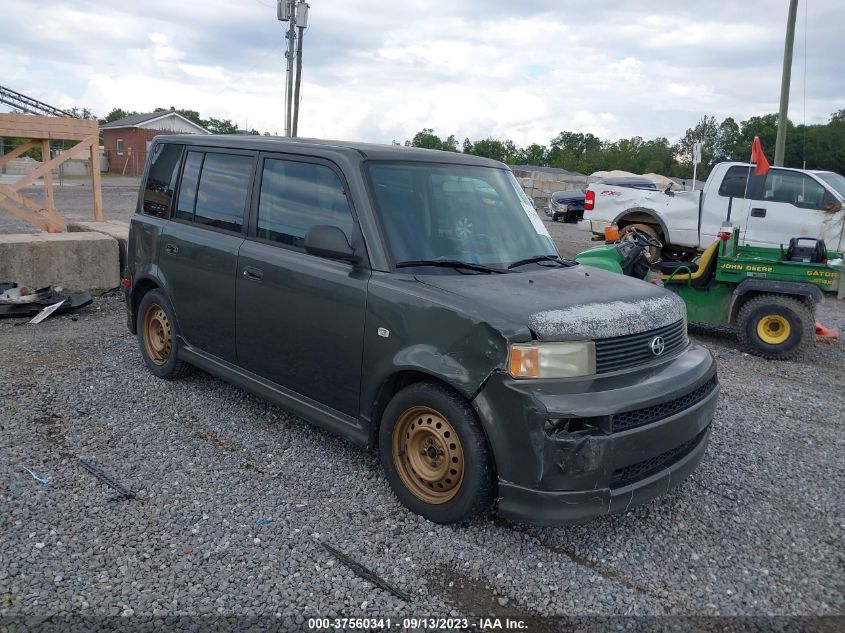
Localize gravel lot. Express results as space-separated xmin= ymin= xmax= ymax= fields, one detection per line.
xmin=1 ymin=190 xmax=844 ymax=629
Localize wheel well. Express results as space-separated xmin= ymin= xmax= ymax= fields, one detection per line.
xmin=129 ymin=278 xmax=159 ymax=333
xmin=616 ymin=210 xmax=665 ymax=238
xmin=369 ymin=369 xmax=499 ymax=481
xmin=370 ymin=371 xmax=474 ymax=448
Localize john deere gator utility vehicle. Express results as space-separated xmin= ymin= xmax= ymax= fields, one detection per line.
xmin=575 ymin=226 xmax=844 ymax=360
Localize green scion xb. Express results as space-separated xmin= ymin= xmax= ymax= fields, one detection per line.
xmin=125 ymin=136 xmax=718 ymax=525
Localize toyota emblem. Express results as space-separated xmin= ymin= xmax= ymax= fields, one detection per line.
xmin=650 ymin=336 xmax=666 ymax=356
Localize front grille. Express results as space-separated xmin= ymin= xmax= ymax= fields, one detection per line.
xmin=612 ymin=376 xmax=717 ymax=433
xmin=594 ymin=319 xmax=687 ymax=374
xmin=610 ymin=429 xmax=707 ymax=488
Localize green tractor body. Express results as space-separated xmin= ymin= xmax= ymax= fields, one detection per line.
xmin=575 ymin=226 xmax=844 ymax=359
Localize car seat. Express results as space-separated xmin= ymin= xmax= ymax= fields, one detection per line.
xmin=660 ymin=239 xmax=721 ymax=288
xmin=785 ymin=237 xmax=827 ymax=263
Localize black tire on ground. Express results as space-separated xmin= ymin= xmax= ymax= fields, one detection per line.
xmin=619 ymin=222 xmax=662 ymax=262
xmin=136 ymin=288 xmax=189 ymax=379
xmin=735 ymin=293 xmax=815 ymax=360
xmin=379 ymin=382 xmax=495 ymax=524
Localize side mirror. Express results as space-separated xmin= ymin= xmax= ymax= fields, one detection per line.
xmin=823 ymin=194 xmax=843 ymax=214
xmin=304 ymin=225 xmax=357 ymax=261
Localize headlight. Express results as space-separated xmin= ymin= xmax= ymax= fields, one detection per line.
xmin=508 ymin=341 xmax=596 ymax=379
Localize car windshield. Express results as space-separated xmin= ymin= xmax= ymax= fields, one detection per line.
xmin=366 ymin=162 xmax=558 ymax=271
xmin=816 ymin=171 xmax=845 ymax=199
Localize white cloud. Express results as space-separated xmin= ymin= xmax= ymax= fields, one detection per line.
xmin=1 ymin=0 xmax=842 ymax=146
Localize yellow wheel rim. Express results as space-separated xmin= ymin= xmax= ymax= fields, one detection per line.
xmin=391 ymin=406 xmax=464 ymax=505
xmin=756 ymin=314 xmax=791 ymax=345
xmin=142 ymin=303 xmax=172 ymax=365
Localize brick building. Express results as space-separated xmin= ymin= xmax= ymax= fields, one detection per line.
xmin=100 ymin=111 xmax=210 ymax=176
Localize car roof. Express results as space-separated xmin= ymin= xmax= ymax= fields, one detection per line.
xmin=150 ymin=134 xmax=509 ymax=169
xmin=551 ymin=189 xmax=585 ymax=198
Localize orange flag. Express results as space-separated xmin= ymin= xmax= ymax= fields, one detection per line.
xmin=750 ymin=136 xmax=770 ymax=176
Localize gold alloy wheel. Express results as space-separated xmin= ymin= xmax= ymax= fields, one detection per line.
xmin=757 ymin=314 xmax=791 ymax=345
xmin=391 ymin=406 xmax=465 ymax=504
xmin=142 ymin=303 xmax=173 ymax=365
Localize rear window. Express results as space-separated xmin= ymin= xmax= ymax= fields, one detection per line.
xmin=173 ymin=151 xmax=254 ymax=232
xmin=718 ymin=166 xmax=752 ymax=198
xmin=142 ymin=143 xmax=182 ymax=217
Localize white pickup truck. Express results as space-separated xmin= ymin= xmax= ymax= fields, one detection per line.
xmin=579 ymin=162 xmax=845 ymax=255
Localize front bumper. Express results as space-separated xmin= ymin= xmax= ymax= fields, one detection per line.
xmin=472 ymin=341 xmax=718 ymax=526
xmin=549 ymin=202 xmax=582 ymax=221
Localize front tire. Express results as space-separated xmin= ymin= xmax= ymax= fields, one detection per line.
xmin=735 ymin=294 xmax=814 ymax=360
xmin=379 ymin=382 xmax=495 ymax=524
xmin=137 ymin=288 xmax=188 ymax=379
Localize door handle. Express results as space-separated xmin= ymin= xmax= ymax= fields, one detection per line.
xmin=164 ymin=243 xmax=179 ymax=255
xmin=242 ymin=266 xmax=263 ymax=281
xmin=750 ymin=208 xmax=767 ymax=218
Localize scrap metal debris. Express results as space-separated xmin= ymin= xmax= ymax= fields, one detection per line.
xmin=79 ymin=459 xmax=136 ymax=500
xmin=22 ymin=466 xmax=49 ymax=485
xmin=29 ymin=300 xmax=66 ymax=324
xmin=0 ymin=282 xmax=92 ymax=320
xmin=321 ymin=542 xmax=411 ymax=602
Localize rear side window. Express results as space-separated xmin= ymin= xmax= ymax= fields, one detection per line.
xmin=193 ymin=153 xmax=254 ymax=232
xmin=173 ymin=151 xmax=254 ymax=231
xmin=174 ymin=151 xmax=202 ymax=222
xmin=142 ymin=143 xmax=182 ymax=217
xmin=718 ymin=166 xmax=752 ymax=198
xmin=256 ymin=159 xmax=354 ymax=248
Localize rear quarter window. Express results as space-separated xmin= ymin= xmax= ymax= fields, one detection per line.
xmin=142 ymin=143 xmax=183 ymax=217
xmin=718 ymin=166 xmax=752 ymax=198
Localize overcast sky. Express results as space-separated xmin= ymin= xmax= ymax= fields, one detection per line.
xmin=2 ymin=0 xmax=842 ymax=145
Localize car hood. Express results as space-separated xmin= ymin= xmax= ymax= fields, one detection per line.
xmin=417 ymin=266 xmax=686 ymax=341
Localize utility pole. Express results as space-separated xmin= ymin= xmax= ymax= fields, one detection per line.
xmin=774 ymin=0 xmax=799 ymax=166
xmin=292 ymin=2 xmax=309 ymax=137
xmin=278 ymin=0 xmax=297 ymax=136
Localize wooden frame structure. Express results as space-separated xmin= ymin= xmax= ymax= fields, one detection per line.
xmin=0 ymin=114 xmax=102 ymax=232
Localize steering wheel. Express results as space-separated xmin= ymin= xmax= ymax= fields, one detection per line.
xmin=631 ymin=228 xmax=663 ymax=249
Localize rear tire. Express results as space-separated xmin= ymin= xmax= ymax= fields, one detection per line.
xmin=137 ymin=289 xmax=189 ymax=379
xmin=619 ymin=223 xmax=662 ymax=262
xmin=379 ymin=382 xmax=495 ymax=524
xmin=735 ymin=294 xmax=814 ymax=360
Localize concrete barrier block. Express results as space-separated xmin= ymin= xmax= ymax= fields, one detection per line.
xmin=67 ymin=220 xmax=129 ymax=273
xmin=0 ymin=232 xmax=120 ymax=292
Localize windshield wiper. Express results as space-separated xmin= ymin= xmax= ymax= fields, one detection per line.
xmin=507 ymin=255 xmax=577 ymax=269
xmin=395 ymin=259 xmax=507 ymax=274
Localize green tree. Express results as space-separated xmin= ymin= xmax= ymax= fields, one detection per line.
xmin=547 ymin=132 xmax=603 ymax=173
xmin=405 ymin=128 xmax=458 ymax=151
xmin=675 ymin=115 xmax=720 ymax=179
xmin=99 ymin=107 xmax=137 ymax=125
xmin=204 ymin=117 xmax=239 ymax=134
xmin=517 ymin=143 xmax=548 ymax=166
xmin=463 ymin=137 xmax=518 ymax=163
xmin=716 ymin=117 xmax=743 ymax=162
xmin=737 ymin=113 xmax=781 ymax=164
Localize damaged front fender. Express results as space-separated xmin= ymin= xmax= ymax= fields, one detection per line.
xmin=359 ymin=272 xmax=525 ymax=435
